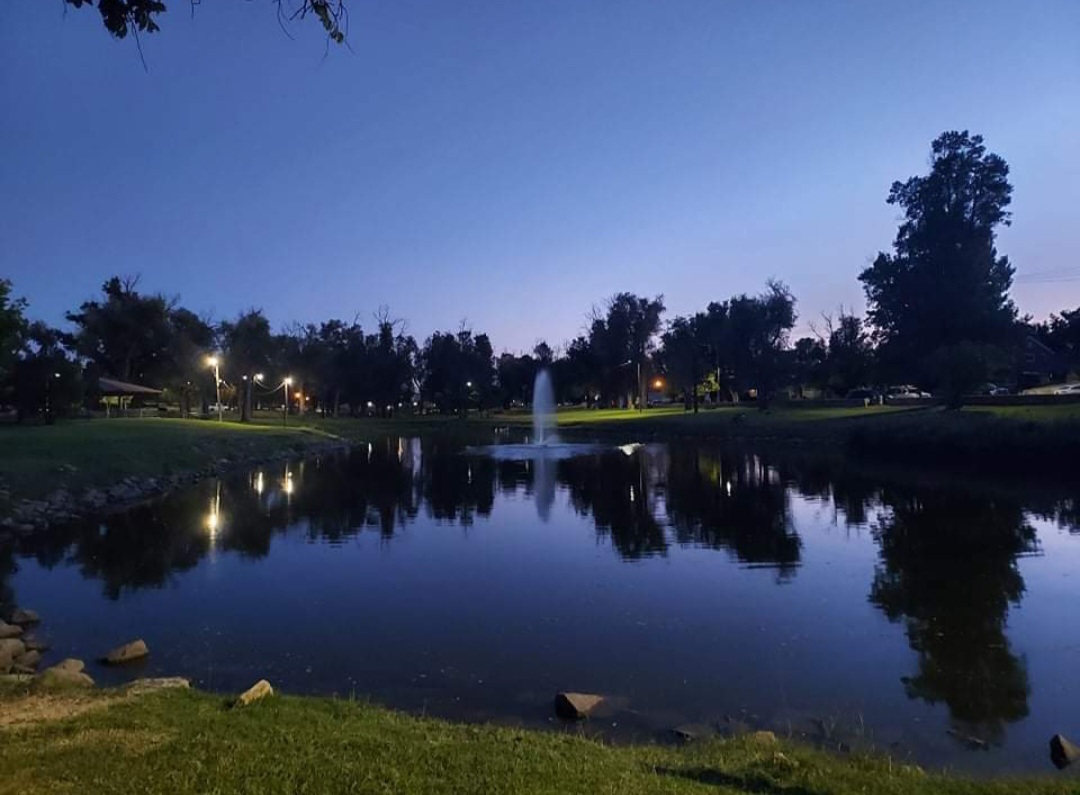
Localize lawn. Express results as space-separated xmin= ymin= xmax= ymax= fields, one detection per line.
xmin=0 ymin=686 xmax=1070 ymax=795
xmin=0 ymin=418 xmax=333 ymax=507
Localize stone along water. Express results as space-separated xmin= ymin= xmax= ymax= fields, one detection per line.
xmin=532 ymin=368 xmax=556 ymax=444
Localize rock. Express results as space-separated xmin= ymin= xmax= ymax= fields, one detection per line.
xmin=748 ymin=730 xmax=778 ymax=745
xmin=125 ymin=677 xmax=190 ymax=696
xmin=14 ymin=650 xmax=41 ymax=669
xmin=102 ymin=639 xmax=149 ymax=665
xmin=235 ymin=679 xmax=274 ymax=707
xmin=1050 ymin=734 xmax=1080 ymax=770
xmin=52 ymin=658 xmax=86 ymax=673
xmin=34 ymin=666 xmax=95 ymax=690
xmin=21 ymin=635 xmax=50 ymax=653
xmin=0 ymin=637 xmax=27 ymax=670
xmin=0 ymin=620 xmax=23 ymax=639
xmin=672 ymin=723 xmax=716 ymax=742
xmin=9 ymin=608 xmax=40 ymax=626
xmin=554 ymin=692 xmax=604 ymax=720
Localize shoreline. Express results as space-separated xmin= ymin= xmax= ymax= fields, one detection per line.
xmin=0 ymin=424 xmax=351 ymax=537
xmin=0 ymin=679 xmax=1072 ymax=793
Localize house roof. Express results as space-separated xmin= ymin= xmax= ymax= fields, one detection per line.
xmin=98 ymin=377 xmax=163 ymax=396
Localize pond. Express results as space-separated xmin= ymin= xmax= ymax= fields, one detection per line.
xmin=4 ymin=433 xmax=1080 ymax=774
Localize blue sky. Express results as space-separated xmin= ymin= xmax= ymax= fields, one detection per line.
xmin=2 ymin=0 xmax=1078 ymax=351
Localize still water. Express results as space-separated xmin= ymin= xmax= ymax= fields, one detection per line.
xmin=5 ymin=434 xmax=1080 ymax=774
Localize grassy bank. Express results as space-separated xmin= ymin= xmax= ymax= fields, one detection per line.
xmin=0 ymin=418 xmax=334 ymax=513
xmin=0 ymin=686 xmax=1068 ymax=795
xmin=3 ymin=402 xmax=1078 ymax=516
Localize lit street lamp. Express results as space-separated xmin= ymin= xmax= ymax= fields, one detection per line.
xmin=207 ymin=355 xmax=222 ymax=422
xmin=283 ymin=377 xmax=293 ymax=427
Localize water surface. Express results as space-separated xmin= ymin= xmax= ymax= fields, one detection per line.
xmin=5 ymin=434 xmax=1080 ymax=775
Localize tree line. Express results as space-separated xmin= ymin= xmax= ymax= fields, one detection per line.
xmin=2 ymin=130 xmax=1079 ymax=422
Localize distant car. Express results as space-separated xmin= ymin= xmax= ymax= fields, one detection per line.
xmin=886 ymin=385 xmax=931 ymax=400
xmin=971 ymin=383 xmax=1009 ymax=396
xmin=1054 ymin=384 xmax=1080 ymax=396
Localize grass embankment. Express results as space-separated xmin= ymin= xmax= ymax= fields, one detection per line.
xmin=0 ymin=686 xmax=1067 ymax=795
xmin=522 ymin=404 xmax=1080 ymax=475
xmin=0 ymin=418 xmax=334 ymax=511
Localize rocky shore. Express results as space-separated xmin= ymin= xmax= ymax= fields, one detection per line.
xmin=0 ymin=436 xmax=352 ymax=539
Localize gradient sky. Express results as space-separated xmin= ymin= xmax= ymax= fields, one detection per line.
xmin=2 ymin=0 xmax=1078 ymax=352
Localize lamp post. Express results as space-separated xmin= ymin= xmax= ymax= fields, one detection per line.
xmin=207 ymin=356 xmax=222 ymax=422
xmin=283 ymin=377 xmax=293 ymax=427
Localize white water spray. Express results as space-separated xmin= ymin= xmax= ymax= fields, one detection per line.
xmin=532 ymin=368 xmax=556 ymax=445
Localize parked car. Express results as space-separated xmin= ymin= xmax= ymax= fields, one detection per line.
xmin=970 ymin=383 xmax=1009 ymax=396
xmin=885 ymin=385 xmax=931 ymax=400
xmin=1053 ymin=383 xmax=1080 ymax=395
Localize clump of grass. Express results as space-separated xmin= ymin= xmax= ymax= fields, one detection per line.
xmin=0 ymin=688 xmax=1067 ymax=794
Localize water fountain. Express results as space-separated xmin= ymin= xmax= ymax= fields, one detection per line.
xmin=532 ymin=368 xmax=556 ymax=445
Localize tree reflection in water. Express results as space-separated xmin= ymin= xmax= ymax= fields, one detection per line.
xmin=867 ymin=487 xmax=1037 ymax=746
xmin=1 ymin=435 xmax=1071 ymax=751
xmin=664 ymin=447 xmax=800 ymax=578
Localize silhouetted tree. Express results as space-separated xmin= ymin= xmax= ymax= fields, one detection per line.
xmin=64 ymin=0 xmax=349 ymax=44
xmin=1033 ymin=306 xmax=1080 ymax=376
xmin=0 ymin=280 xmax=27 ymax=396
xmin=219 ymin=310 xmax=277 ymax=420
xmin=66 ymin=276 xmax=176 ymax=385
xmin=587 ymin=293 xmax=665 ymax=407
xmin=661 ymin=314 xmax=706 ymax=412
xmin=860 ymin=131 xmax=1019 ymax=387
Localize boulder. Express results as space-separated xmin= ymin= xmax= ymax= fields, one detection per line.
xmin=125 ymin=677 xmax=191 ymax=696
xmin=102 ymin=639 xmax=149 ymax=665
xmin=235 ymin=679 xmax=274 ymax=707
xmin=14 ymin=650 xmax=42 ymax=669
xmin=554 ymin=692 xmax=604 ymax=720
xmin=34 ymin=666 xmax=95 ymax=690
xmin=672 ymin=724 xmax=716 ymax=742
xmin=748 ymin=730 xmax=778 ymax=745
xmin=52 ymin=658 xmax=86 ymax=674
xmin=8 ymin=608 xmax=40 ymax=626
xmin=1050 ymin=734 xmax=1080 ymax=770
xmin=0 ymin=637 xmax=27 ymax=669
xmin=0 ymin=620 xmax=23 ymax=639
xmin=22 ymin=635 xmax=50 ymax=653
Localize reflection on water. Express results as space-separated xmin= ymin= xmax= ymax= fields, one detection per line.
xmin=3 ymin=436 xmax=1079 ymax=773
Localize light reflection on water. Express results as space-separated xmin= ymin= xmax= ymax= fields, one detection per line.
xmin=3 ymin=435 xmax=1080 ymax=775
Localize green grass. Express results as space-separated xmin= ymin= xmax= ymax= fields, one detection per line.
xmin=0 ymin=687 xmax=1068 ymax=795
xmin=0 ymin=418 xmax=333 ymax=507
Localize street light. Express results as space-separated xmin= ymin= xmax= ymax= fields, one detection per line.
xmin=283 ymin=377 xmax=293 ymax=427
xmin=207 ymin=355 xmax=222 ymax=422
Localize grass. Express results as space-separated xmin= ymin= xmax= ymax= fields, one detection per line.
xmin=0 ymin=686 xmax=1069 ymax=795
xmin=0 ymin=418 xmax=333 ymax=507
xmin=3 ymin=401 xmax=1078 ymax=513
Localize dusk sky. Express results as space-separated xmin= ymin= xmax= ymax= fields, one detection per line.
xmin=2 ymin=0 xmax=1078 ymax=352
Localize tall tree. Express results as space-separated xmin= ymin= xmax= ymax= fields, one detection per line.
xmin=1034 ymin=307 xmax=1080 ymax=376
xmin=661 ymin=314 xmax=706 ymax=412
xmin=12 ymin=322 xmax=82 ymax=423
xmin=587 ymin=293 xmax=665 ymax=407
xmin=66 ymin=276 xmax=176 ymax=385
xmin=860 ymin=131 xmax=1019 ymax=383
xmin=219 ymin=310 xmax=276 ymax=420
xmin=825 ymin=311 xmax=875 ymax=395
xmin=725 ymin=281 xmax=797 ymax=407
xmin=0 ymin=280 xmax=28 ymax=395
